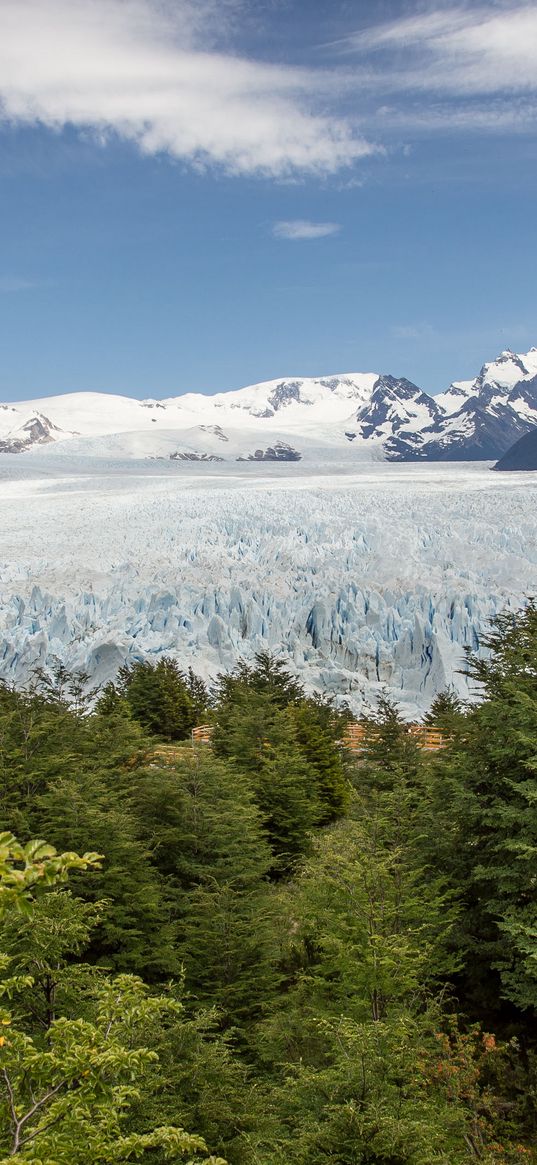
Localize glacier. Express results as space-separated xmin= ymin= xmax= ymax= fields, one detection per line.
xmin=0 ymin=455 xmax=535 ymax=717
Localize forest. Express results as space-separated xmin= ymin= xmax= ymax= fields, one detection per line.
xmin=0 ymin=604 xmax=536 ymax=1163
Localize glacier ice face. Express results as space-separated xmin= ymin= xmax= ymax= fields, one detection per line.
xmin=0 ymin=456 xmax=535 ymax=717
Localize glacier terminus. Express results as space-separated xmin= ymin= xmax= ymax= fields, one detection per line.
xmin=0 ymin=452 xmax=535 ymax=718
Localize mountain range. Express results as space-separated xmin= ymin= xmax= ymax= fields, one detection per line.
xmin=2 ymin=346 xmax=537 ymax=463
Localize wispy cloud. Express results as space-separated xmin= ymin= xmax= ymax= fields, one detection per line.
xmin=273 ymin=220 xmax=341 ymax=240
xmin=0 ymin=277 xmax=41 ymax=293
xmin=349 ymin=4 xmax=537 ymax=95
xmin=392 ymin=323 xmax=437 ymax=341
xmin=0 ymin=0 xmax=375 ymax=178
xmin=339 ymin=3 xmax=537 ymax=134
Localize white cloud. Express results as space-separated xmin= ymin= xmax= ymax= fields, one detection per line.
xmin=347 ymin=4 xmax=537 ymax=96
xmin=272 ymin=220 xmax=342 ymax=240
xmin=0 ymin=0 xmax=375 ymax=178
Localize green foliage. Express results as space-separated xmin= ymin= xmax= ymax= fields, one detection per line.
xmin=0 ymin=975 xmax=223 ymax=1165
xmin=252 ymin=714 xmax=320 ymax=875
xmin=0 ymin=682 xmax=84 ymax=836
xmin=424 ymin=604 xmax=537 ymax=1014
xmin=0 ymin=890 xmax=105 ymax=1029
xmin=212 ymin=652 xmax=349 ymax=869
xmin=0 ymin=835 xmax=224 ymax=1165
xmin=109 ymin=657 xmax=204 ymax=741
xmin=213 ymin=651 xmax=304 ymax=715
xmin=130 ymin=1006 xmax=275 ymax=1164
xmin=281 ymin=794 xmax=458 ymax=1024
xmin=0 ymin=834 xmax=101 ymax=918
xmin=127 ymin=752 xmax=277 ymax=1023
xmin=357 ymin=691 xmax=424 ymax=778
xmin=424 ymin=687 xmax=467 ymax=732
xmin=127 ymin=751 xmax=270 ymax=890
xmin=288 ymin=696 xmax=350 ymax=822
xmin=1 ymin=615 xmax=537 ymax=1160
xmin=265 ymin=1012 xmax=528 ymax=1165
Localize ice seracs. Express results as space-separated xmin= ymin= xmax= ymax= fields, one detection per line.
xmin=0 ymin=459 xmax=535 ymax=718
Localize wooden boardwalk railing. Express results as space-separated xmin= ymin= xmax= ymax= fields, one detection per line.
xmin=340 ymin=723 xmax=444 ymax=753
xmin=407 ymin=725 xmax=445 ymax=751
xmin=192 ymin=724 xmax=213 ymax=745
xmin=191 ymin=722 xmax=445 ymax=752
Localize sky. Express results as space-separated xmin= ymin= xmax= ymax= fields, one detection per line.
xmin=0 ymin=0 xmax=537 ymax=401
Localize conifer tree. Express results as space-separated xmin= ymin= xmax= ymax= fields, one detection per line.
xmin=114 ymin=657 xmax=197 ymax=740
xmin=450 ymin=604 xmax=537 ymax=1012
xmin=289 ymin=696 xmax=350 ymax=822
xmin=36 ymin=768 xmax=179 ymax=979
xmin=127 ymin=751 xmax=278 ymax=1021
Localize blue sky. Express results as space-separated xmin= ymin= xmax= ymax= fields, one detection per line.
xmin=1 ymin=0 xmax=536 ymax=401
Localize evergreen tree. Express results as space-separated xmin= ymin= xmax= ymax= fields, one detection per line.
xmin=212 ymin=655 xmax=348 ymax=865
xmin=0 ymin=889 xmax=104 ymax=1030
xmin=127 ymin=751 xmax=278 ymax=1021
xmin=114 ymin=657 xmax=197 ymax=740
xmin=36 ymin=768 xmax=179 ymax=979
xmin=215 ymin=651 xmax=304 ymax=712
xmin=253 ymin=715 xmax=320 ymax=875
xmin=127 ymin=751 xmax=271 ymax=891
xmin=0 ymin=682 xmax=85 ymax=834
xmin=185 ymin=667 xmax=211 ymax=724
xmin=289 ymin=696 xmax=350 ymax=823
xmin=357 ymin=691 xmax=424 ymax=779
xmin=424 ymin=687 xmax=467 ymax=733
xmin=448 ymin=604 xmax=537 ymax=1013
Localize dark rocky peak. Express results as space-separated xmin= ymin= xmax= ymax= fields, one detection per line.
xmin=318 ymin=376 xmax=356 ymax=392
xmin=0 ymin=411 xmax=63 ymax=454
xmin=494 ymin=427 xmax=537 ymax=471
xmin=372 ymin=374 xmax=424 ymax=400
xmin=237 ymin=441 xmax=302 ymax=462
xmin=267 ymin=381 xmax=303 ymax=411
xmin=369 ymin=375 xmax=440 ymax=416
xmin=21 ymin=413 xmax=59 ymax=441
xmin=354 ymin=375 xmax=440 ymax=439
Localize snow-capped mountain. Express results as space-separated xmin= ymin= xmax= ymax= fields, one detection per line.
xmin=1 ymin=348 xmax=537 ymax=462
xmin=0 ymin=407 xmax=73 ymax=453
xmin=425 ymin=348 xmax=537 ymax=461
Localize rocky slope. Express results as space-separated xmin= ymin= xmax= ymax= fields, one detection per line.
xmin=494 ymin=427 xmax=537 ymax=471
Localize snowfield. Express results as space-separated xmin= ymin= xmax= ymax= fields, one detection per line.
xmin=0 ymin=455 xmax=535 ymax=717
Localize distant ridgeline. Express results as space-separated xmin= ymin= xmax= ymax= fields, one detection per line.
xmin=0 ymin=615 xmax=536 ymax=1162
xmin=2 ymin=345 xmax=537 ymax=462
